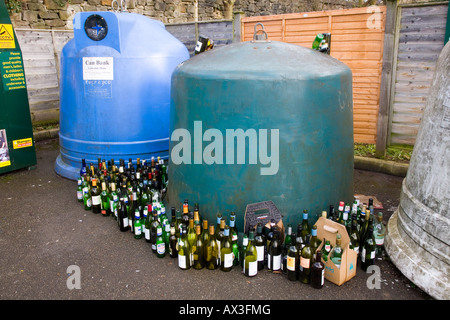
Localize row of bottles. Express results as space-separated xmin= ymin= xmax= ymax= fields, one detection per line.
xmin=75 ymin=161 xmax=386 ymax=286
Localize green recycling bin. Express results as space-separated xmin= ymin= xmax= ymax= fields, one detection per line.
xmin=0 ymin=1 xmax=36 ymax=174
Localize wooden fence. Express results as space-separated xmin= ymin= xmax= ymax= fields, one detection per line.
xmin=387 ymin=2 xmax=448 ymax=146
xmin=241 ymin=6 xmax=387 ymax=144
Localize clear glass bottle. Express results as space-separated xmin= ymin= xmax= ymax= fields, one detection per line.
xmin=373 ymin=212 xmax=386 ymax=258
xmin=299 ymin=235 xmax=313 ymax=284
xmin=330 ymin=234 xmax=343 ymax=269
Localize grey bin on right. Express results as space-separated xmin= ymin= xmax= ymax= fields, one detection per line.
xmin=385 ymin=41 xmax=450 ymax=300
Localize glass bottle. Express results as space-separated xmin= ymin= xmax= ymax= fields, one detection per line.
xmin=77 ymin=178 xmax=83 ymax=202
xmin=299 ymin=235 xmax=313 ymax=284
xmin=100 ymin=181 xmax=110 ymax=217
xmin=311 ymin=251 xmax=325 ymax=289
xmin=109 ymin=182 xmax=119 ymax=219
xmin=243 ymin=231 xmax=258 ymax=277
xmin=301 ymin=210 xmax=311 ymax=242
xmin=361 ymin=224 xmax=376 ymax=271
xmin=286 ymin=232 xmax=299 ymax=281
xmin=169 ymin=223 xmax=178 ymax=258
xmin=187 ymin=218 xmax=196 ymax=249
xmin=216 ymin=218 xmax=226 ymax=262
xmin=220 ymin=226 xmax=233 ymax=272
xmin=206 ymin=225 xmax=219 ymax=270
xmin=321 ymin=238 xmax=332 ymax=262
xmin=118 ymin=200 xmax=129 ymax=232
xmin=310 ymin=224 xmax=321 ymax=259
xmin=373 ymin=212 xmax=386 ymax=258
xmin=156 ymin=224 xmax=165 ymax=258
xmin=240 ymin=234 xmax=248 ymax=268
xmin=330 ymin=234 xmax=343 ymax=269
xmin=349 ymin=214 xmax=360 ymax=255
xmin=134 ymin=208 xmax=142 ymax=239
xmin=177 ymin=225 xmax=191 ymax=270
xmin=91 ymin=178 xmax=101 ymax=214
xmin=192 ymin=224 xmax=205 ymax=269
xmin=150 ymin=210 xmax=160 ymax=254
xmin=267 ymin=227 xmax=282 ymax=272
xmin=254 ymin=223 xmax=265 ymax=271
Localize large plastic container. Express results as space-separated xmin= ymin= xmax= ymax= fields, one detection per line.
xmin=55 ymin=11 xmax=189 ymax=180
xmin=167 ymin=32 xmax=354 ymax=232
xmin=385 ymin=41 xmax=450 ymax=300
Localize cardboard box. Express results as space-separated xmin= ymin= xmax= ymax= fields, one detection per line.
xmin=315 ymin=217 xmax=358 ymax=286
xmin=244 ymin=200 xmax=285 ymax=242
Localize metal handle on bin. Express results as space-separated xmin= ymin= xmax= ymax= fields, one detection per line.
xmin=112 ymin=0 xmax=127 ymax=12
xmin=252 ymin=23 xmax=270 ymax=42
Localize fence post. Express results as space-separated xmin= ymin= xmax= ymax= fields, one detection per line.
xmin=233 ymin=11 xmax=244 ymax=42
xmin=376 ymin=0 xmax=397 ymax=158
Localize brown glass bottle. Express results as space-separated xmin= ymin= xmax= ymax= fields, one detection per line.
xmin=311 ymin=251 xmax=325 ymax=289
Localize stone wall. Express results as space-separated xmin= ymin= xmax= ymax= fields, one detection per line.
xmin=9 ymin=0 xmax=361 ymax=29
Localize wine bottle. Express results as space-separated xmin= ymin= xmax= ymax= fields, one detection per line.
xmin=267 ymin=227 xmax=282 ymax=272
xmin=254 ymin=223 xmax=265 ymax=271
xmin=243 ymin=231 xmax=258 ymax=277
xmin=177 ymin=225 xmax=191 ymax=270
xmin=330 ymin=233 xmax=343 ymax=269
xmin=321 ymin=238 xmax=332 ymax=262
xmin=286 ymin=232 xmax=299 ymax=281
xmin=118 ymin=200 xmax=129 ymax=232
xmin=216 ymin=218 xmax=225 ymax=263
xmin=156 ymin=224 xmax=165 ymax=258
xmin=91 ymin=178 xmax=101 ymax=214
xmin=361 ymin=224 xmax=376 ymax=271
xmin=220 ymin=226 xmax=233 ymax=272
xmin=77 ymin=178 xmax=83 ymax=202
xmin=301 ymin=210 xmax=311 ymax=242
xmin=373 ymin=212 xmax=386 ymax=258
xmin=349 ymin=214 xmax=360 ymax=255
xmin=150 ymin=210 xmax=160 ymax=253
xmin=240 ymin=234 xmax=248 ymax=268
xmin=109 ymin=182 xmax=119 ymax=219
xmin=310 ymin=225 xmax=321 ymax=259
xmin=192 ymin=224 xmax=205 ymax=269
xmin=299 ymin=235 xmax=312 ymax=284
xmin=100 ymin=181 xmax=110 ymax=217
xmin=187 ymin=218 xmax=196 ymax=249
xmin=169 ymin=223 xmax=178 ymax=258
xmin=311 ymin=251 xmax=325 ymax=289
xmin=134 ymin=208 xmax=142 ymax=239
xmin=206 ymin=225 xmax=219 ymax=270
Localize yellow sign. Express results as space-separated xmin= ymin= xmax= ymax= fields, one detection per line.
xmin=13 ymin=137 xmax=33 ymax=149
xmin=0 ymin=24 xmax=15 ymax=49
xmin=0 ymin=160 xmax=11 ymax=168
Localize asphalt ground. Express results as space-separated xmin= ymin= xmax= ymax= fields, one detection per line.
xmin=0 ymin=138 xmax=434 ymax=311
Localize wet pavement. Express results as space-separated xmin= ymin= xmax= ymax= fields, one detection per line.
xmin=0 ymin=138 xmax=432 ymax=303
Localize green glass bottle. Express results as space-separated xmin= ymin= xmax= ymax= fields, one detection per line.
xmin=321 ymin=238 xmax=332 ymax=262
xmin=100 ymin=181 xmax=110 ymax=217
xmin=169 ymin=223 xmax=178 ymax=258
xmin=240 ymin=234 xmax=248 ymax=268
xmin=310 ymin=225 xmax=322 ymax=259
xmin=361 ymin=224 xmax=376 ymax=271
xmin=77 ymin=177 xmax=83 ymax=202
xmin=330 ymin=234 xmax=343 ymax=269
xmin=118 ymin=200 xmax=129 ymax=232
xmin=220 ymin=226 xmax=233 ymax=272
xmin=299 ymin=235 xmax=313 ymax=284
xmin=216 ymin=218 xmax=226 ymax=263
xmin=134 ymin=208 xmax=142 ymax=239
xmin=311 ymin=251 xmax=325 ymax=289
xmin=156 ymin=224 xmax=165 ymax=258
xmin=177 ymin=225 xmax=191 ymax=270
xmin=192 ymin=224 xmax=205 ymax=269
xmin=286 ymin=232 xmax=299 ymax=281
xmin=243 ymin=231 xmax=258 ymax=277
xmin=187 ymin=218 xmax=196 ymax=249
xmin=109 ymin=182 xmax=118 ymax=219
xmin=349 ymin=214 xmax=360 ymax=255
xmin=83 ymin=188 xmax=91 ymax=211
xmin=301 ymin=210 xmax=311 ymax=242
xmin=206 ymin=225 xmax=219 ymax=270
xmin=91 ymin=178 xmax=101 ymax=214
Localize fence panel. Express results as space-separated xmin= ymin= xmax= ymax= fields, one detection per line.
xmin=242 ymin=7 xmax=387 ymax=144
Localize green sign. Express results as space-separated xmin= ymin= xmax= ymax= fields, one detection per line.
xmin=0 ymin=51 xmax=26 ymax=91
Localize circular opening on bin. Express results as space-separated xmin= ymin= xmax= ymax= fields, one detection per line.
xmin=84 ymin=14 xmax=108 ymax=41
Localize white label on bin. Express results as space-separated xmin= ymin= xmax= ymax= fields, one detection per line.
xmin=82 ymin=57 xmax=114 ymax=80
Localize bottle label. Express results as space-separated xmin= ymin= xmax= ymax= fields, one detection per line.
xmin=223 ymin=252 xmax=233 ymax=268
xmin=135 ymin=226 xmax=141 ymax=236
xmin=287 ymin=256 xmax=296 ymax=271
xmin=123 ymin=217 xmax=128 ymax=227
xmin=178 ymin=253 xmax=187 ymax=269
xmin=144 ymin=228 xmax=150 ymax=240
xmin=300 ymin=256 xmax=310 ymax=269
xmin=375 ymin=237 xmax=384 ymax=246
xmin=92 ymin=195 xmax=101 ymax=206
xmin=157 ymin=242 xmax=165 ymax=254
xmin=268 ymin=254 xmax=281 ymax=270
xmin=77 ymin=191 xmax=82 ymax=200
xmin=246 ymin=260 xmax=257 ymax=276
xmin=256 ymin=245 xmax=264 ymax=262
